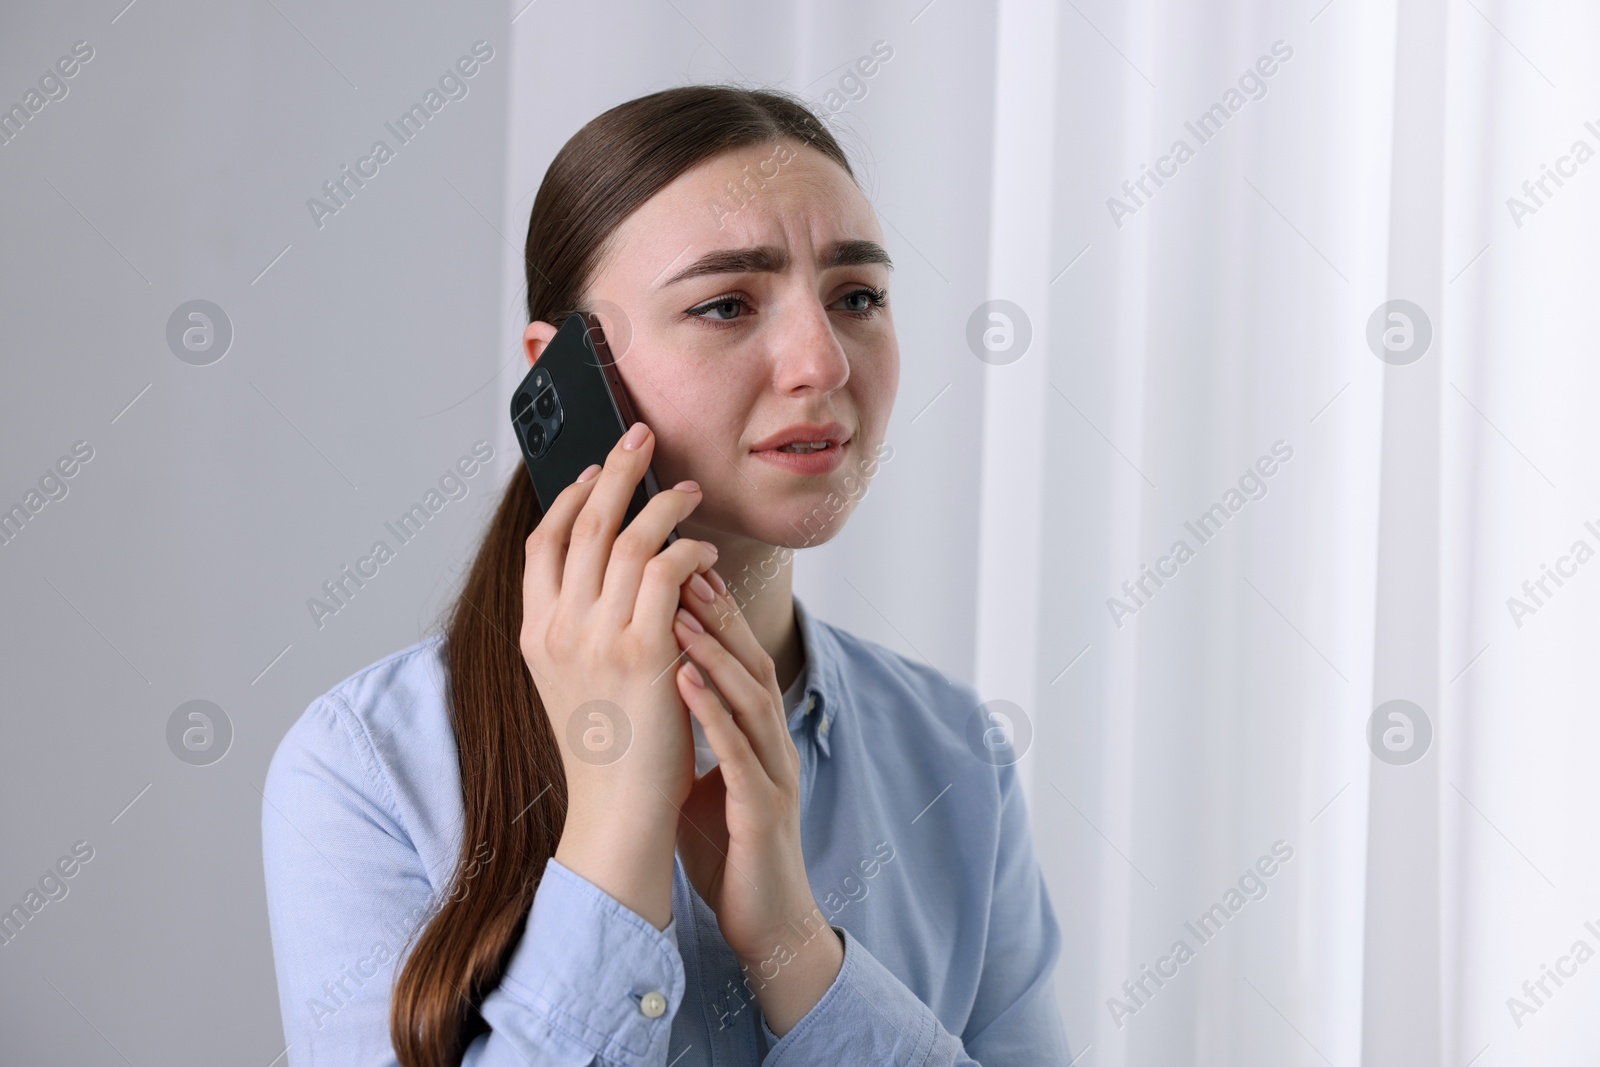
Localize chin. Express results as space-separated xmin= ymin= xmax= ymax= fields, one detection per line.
xmin=753 ymin=496 xmax=857 ymax=550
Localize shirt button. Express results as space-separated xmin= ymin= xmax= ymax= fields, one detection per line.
xmin=805 ymin=694 xmax=817 ymax=716
xmin=640 ymin=991 xmax=667 ymax=1018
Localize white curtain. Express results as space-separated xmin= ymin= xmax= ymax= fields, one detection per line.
xmin=501 ymin=1 xmax=1600 ymax=1063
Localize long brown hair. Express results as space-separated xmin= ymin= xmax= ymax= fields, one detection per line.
xmin=388 ymin=85 xmax=856 ymax=1066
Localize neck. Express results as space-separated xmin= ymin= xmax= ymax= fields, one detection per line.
xmin=681 ymin=520 xmax=804 ymax=693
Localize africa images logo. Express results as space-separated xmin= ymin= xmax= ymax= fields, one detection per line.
xmin=305 ymin=41 xmax=495 ymax=230
xmin=1106 ymin=840 xmax=1295 ymax=1028
xmin=305 ymin=442 xmax=494 ymax=629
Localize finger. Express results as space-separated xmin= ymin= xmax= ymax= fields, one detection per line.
xmin=676 ymin=658 xmax=766 ymax=794
xmin=678 ymin=582 xmax=793 ymax=750
xmin=597 ymin=478 xmax=709 ymax=630
xmin=678 ymin=577 xmax=786 ymax=724
xmin=673 ymin=610 xmax=792 ymax=784
xmin=630 ymin=537 xmax=721 ymax=641
xmin=561 ymin=422 xmax=657 ymax=602
xmin=523 ymin=462 xmax=603 ymax=604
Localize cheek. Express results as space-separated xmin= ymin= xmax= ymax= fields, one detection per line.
xmin=856 ymin=344 xmax=899 ymax=430
xmin=621 ymin=367 xmax=751 ymax=480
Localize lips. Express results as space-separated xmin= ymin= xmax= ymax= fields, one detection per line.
xmin=749 ymin=422 xmax=850 ymax=453
xmin=750 ymin=421 xmax=852 ymax=476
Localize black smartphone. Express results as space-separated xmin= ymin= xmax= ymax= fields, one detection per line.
xmin=510 ymin=311 xmax=678 ymax=550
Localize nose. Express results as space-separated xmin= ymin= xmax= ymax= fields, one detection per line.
xmin=771 ymin=293 xmax=851 ymax=395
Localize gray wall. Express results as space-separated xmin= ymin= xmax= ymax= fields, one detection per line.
xmin=1 ymin=2 xmax=511 ymax=1060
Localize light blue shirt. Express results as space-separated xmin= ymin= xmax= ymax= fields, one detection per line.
xmin=262 ymin=593 xmax=1072 ymax=1065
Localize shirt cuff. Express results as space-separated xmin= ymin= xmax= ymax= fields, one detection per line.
xmin=482 ymin=856 xmax=686 ymax=1065
xmin=762 ymin=924 xmax=940 ymax=1065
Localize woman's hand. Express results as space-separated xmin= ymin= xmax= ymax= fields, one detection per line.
xmin=520 ymin=421 xmax=719 ymax=930
xmin=671 ymin=584 xmax=845 ymax=1036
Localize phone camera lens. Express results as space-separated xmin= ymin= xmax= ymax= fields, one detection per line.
xmin=535 ymin=388 xmax=556 ymax=419
xmin=513 ymin=393 xmax=535 ymax=425
xmin=528 ymin=422 xmax=545 ymax=451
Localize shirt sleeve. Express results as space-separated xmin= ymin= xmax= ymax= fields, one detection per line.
xmin=472 ymin=858 xmax=686 ymax=1065
xmin=757 ymin=760 xmax=1073 ymax=1065
xmin=261 ymin=695 xmax=685 ymax=1067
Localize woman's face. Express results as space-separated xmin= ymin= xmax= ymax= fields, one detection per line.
xmin=527 ymin=139 xmax=899 ymax=551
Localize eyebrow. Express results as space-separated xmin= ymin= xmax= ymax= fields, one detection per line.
xmin=656 ymin=239 xmax=893 ymax=289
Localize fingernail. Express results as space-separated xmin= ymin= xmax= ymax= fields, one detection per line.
xmin=622 ymin=422 xmax=649 ymax=450
xmin=689 ymin=572 xmax=715 ymax=603
xmin=576 ymin=463 xmax=601 ymax=482
xmin=674 ymin=479 xmax=700 ymax=493
xmin=707 ymin=568 xmax=728 ymax=596
xmin=680 ymin=661 xmax=706 ymax=687
xmin=676 ymin=607 xmax=705 ymax=634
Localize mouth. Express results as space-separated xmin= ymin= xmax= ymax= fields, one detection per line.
xmin=750 ymin=422 xmax=852 ymax=475
xmin=749 ymin=421 xmax=850 ymax=452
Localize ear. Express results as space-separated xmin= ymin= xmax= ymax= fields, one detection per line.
xmin=523 ymin=320 xmax=558 ymax=368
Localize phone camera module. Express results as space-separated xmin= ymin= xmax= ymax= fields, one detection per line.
xmin=512 ymin=380 xmax=562 ymax=459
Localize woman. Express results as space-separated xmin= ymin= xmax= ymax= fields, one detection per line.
xmin=262 ymin=84 xmax=1071 ymax=1066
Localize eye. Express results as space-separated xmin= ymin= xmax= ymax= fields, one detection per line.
xmin=686 ymin=294 xmax=751 ymax=323
xmin=833 ymin=286 xmax=888 ymax=318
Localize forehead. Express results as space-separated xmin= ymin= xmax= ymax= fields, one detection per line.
xmin=596 ymin=141 xmax=882 ymax=286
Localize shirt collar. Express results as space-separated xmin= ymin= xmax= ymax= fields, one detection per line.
xmin=786 ymin=592 xmax=846 ymax=758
